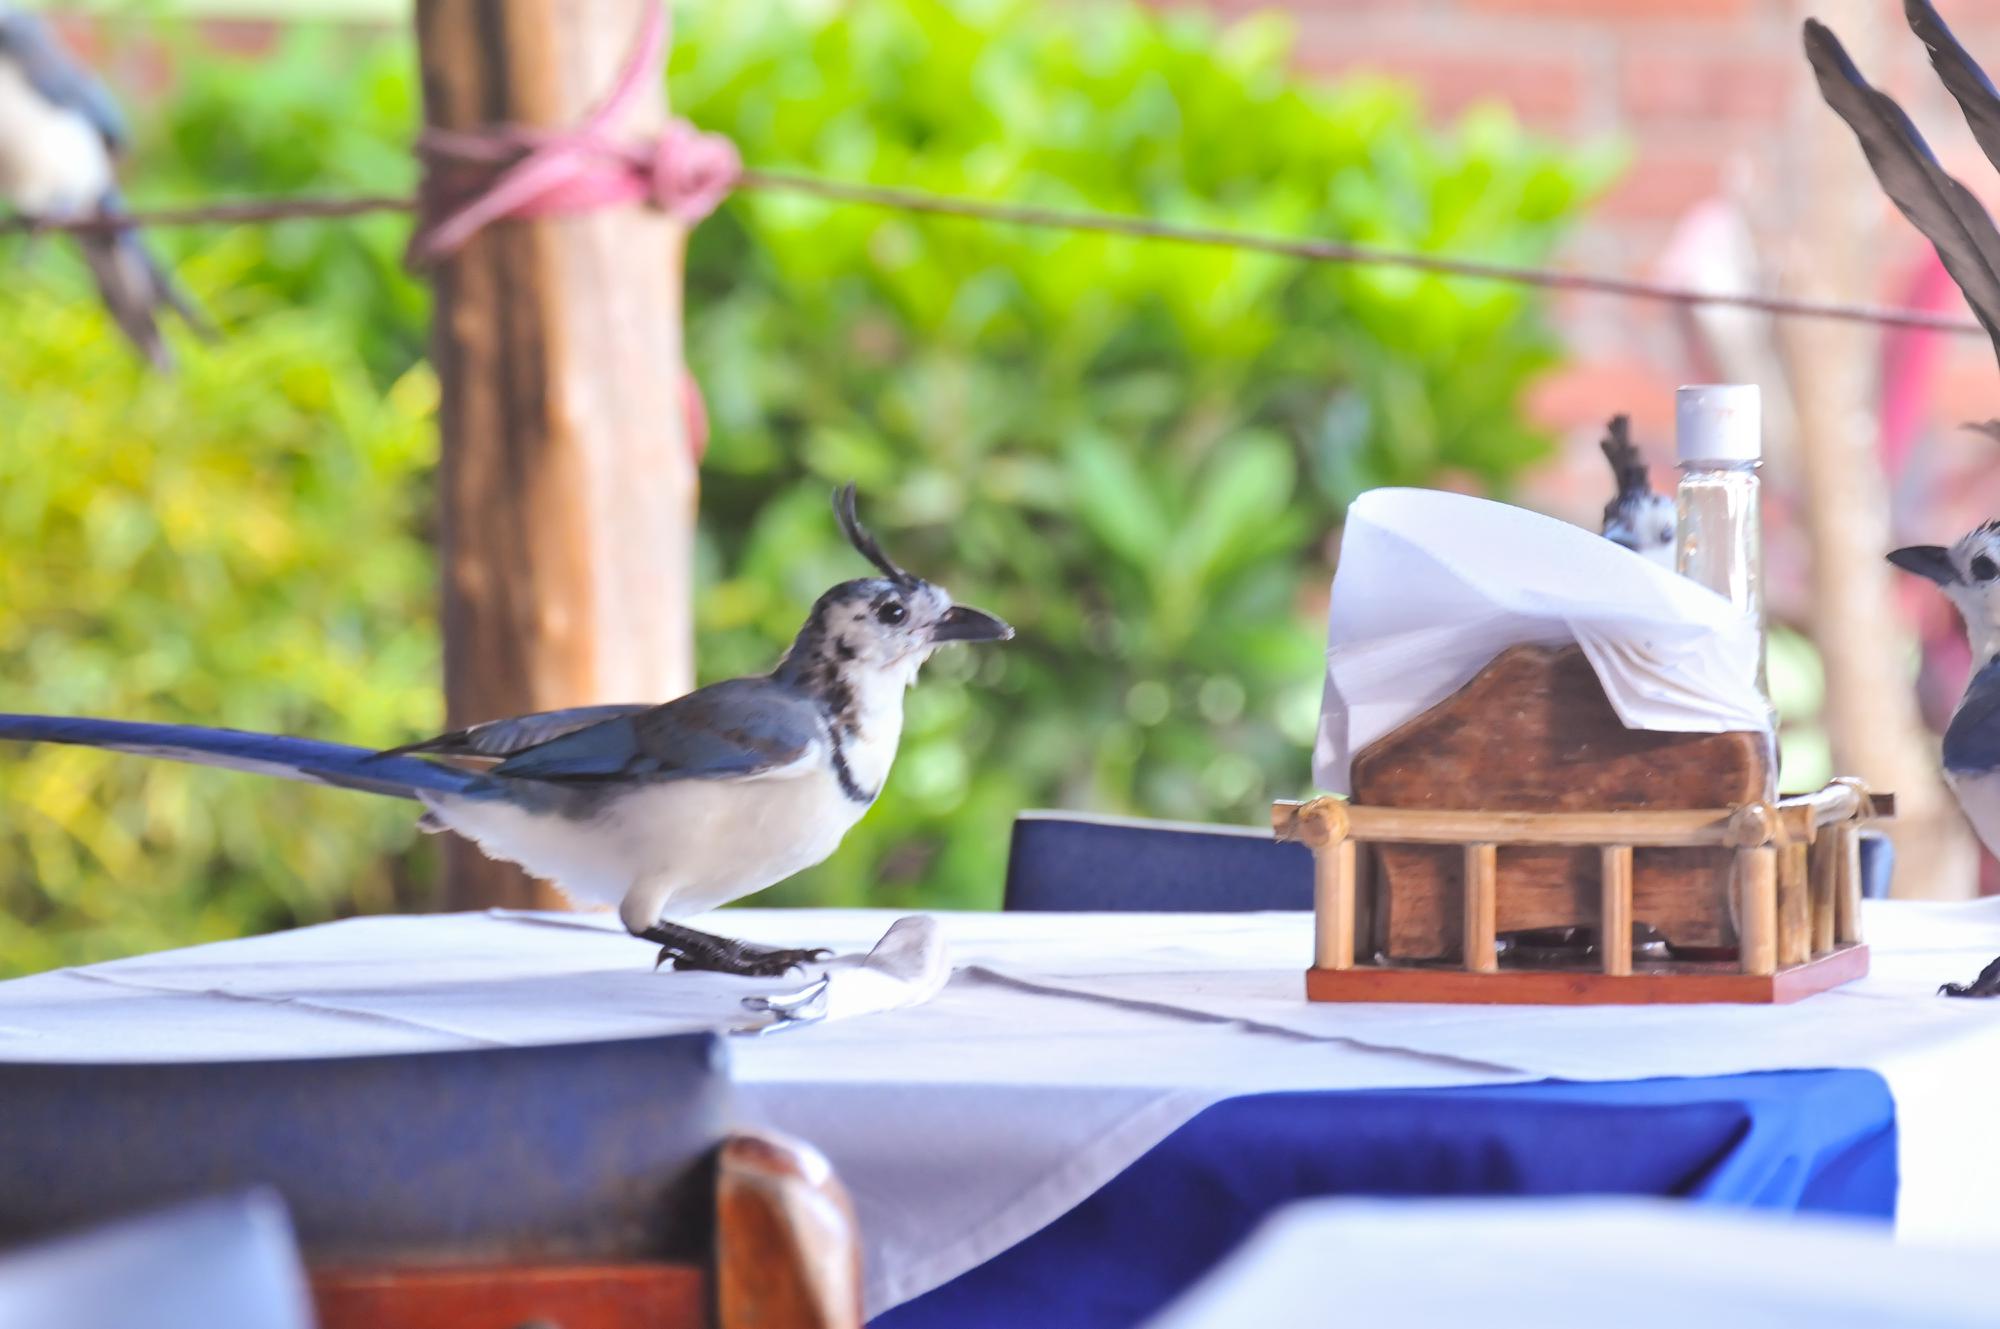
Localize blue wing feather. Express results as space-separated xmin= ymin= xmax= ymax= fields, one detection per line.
xmin=492 ymin=678 xmax=822 ymax=784
xmin=377 ymin=703 xmax=656 ymax=762
xmin=1944 ymin=657 xmax=2000 ymax=774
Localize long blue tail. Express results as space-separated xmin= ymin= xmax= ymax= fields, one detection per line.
xmin=0 ymin=716 xmax=476 ymax=802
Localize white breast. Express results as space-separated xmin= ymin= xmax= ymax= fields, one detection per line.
xmin=0 ymin=57 xmax=113 ymax=215
xmin=421 ymin=742 xmax=877 ymax=932
xmin=422 ymin=662 xmax=920 ymax=934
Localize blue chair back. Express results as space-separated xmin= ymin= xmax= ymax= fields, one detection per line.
xmin=0 ymin=1033 xmax=730 ymax=1265
xmin=1004 ymin=811 xmax=1313 ymax=912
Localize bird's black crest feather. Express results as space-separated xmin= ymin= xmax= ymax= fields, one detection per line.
xmin=1598 ymin=415 xmax=1652 ymax=502
xmin=834 ymin=484 xmax=916 ymax=587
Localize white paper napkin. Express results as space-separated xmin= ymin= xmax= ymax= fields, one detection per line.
xmin=740 ymin=914 xmax=950 ymax=1034
xmin=1313 ymin=488 xmax=1771 ymax=793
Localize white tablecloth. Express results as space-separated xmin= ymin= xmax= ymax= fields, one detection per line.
xmin=2 ymin=901 xmax=1999 ymax=1313
xmin=1147 ymin=1198 xmax=1997 ymax=1329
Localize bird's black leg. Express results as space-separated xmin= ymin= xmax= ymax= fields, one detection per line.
xmin=636 ymin=922 xmax=831 ymax=978
xmin=1940 ymin=953 xmax=2000 ymax=997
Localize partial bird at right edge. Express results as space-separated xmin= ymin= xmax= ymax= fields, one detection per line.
xmin=1806 ymin=0 xmax=2000 ymax=995
xmin=0 ymin=8 xmax=209 ymax=369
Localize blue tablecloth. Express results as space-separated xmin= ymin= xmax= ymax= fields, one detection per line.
xmin=879 ymin=1069 xmax=1897 ymax=1329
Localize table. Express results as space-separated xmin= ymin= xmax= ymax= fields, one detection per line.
xmin=3 ymin=900 xmax=1999 ymax=1324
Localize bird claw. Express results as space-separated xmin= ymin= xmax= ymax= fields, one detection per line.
xmin=663 ymin=944 xmax=830 ymax=977
xmin=640 ymin=923 xmax=832 ymax=977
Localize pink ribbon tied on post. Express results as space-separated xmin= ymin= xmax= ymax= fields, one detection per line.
xmin=406 ymin=2 xmax=735 ymax=463
xmin=406 ymin=2 xmax=739 ymax=265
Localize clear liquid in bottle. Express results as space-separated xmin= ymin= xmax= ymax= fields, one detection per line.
xmin=1675 ymin=462 xmax=1766 ymax=695
xmin=1673 ymin=384 xmax=1775 ymax=787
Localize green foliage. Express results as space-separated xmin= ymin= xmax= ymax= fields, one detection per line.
xmin=0 ymin=0 xmax=1613 ymax=968
xmin=0 ymin=286 xmax=442 ymax=973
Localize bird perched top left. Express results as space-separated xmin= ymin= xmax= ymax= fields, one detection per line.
xmin=0 ymin=8 xmax=206 ymax=368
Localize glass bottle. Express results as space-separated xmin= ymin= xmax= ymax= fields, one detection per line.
xmin=1674 ymin=384 xmax=1776 ymax=777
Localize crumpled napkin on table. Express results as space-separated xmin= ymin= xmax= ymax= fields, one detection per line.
xmin=739 ymin=914 xmax=950 ymax=1035
xmin=1313 ymin=488 xmax=1772 ymax=794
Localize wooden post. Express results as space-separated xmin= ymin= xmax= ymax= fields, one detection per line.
xmin=1352 ymin=843 xmax=1375 ymax=967
xmin=1737 ymin=846 xmax=1778 ymax=976
xmin=416 ymin=0 xmax=698 ymax=909
xmin=1314 ymin=838 xmax=1357 ymax=972
xmin=1463 ymin=843 xmax=1498 ymax=973
xmin=1809 ymin=838 xmax=1839 ymax=956
xmin=1777 ymin=842 xmax=1811 ymax=967
xmin=1600 ymin=845 xmax=1633 ymax=977
xmin=1834 ymin=824 xmax=1865 ymax=945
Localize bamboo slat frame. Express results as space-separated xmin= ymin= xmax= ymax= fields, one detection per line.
xmin=1273 ymin=780 xmax=1889 ymax=980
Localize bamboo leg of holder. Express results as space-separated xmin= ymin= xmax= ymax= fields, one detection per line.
xmin=1809 ymin=838 xmax=1838 ymax=956
xmin=1737 ymin=846 xmax=1778 ymax=976
xmin=1464 ymin=843 xmax=1498 ymax=973
xmin=1834 ymin=824 xmax=1865 ymax=946
xmin=1352 ymin=843 xmax=1375 ymax=966
xmin=1777 ymin=843 xmax=1810 ymax=967
xmin=1313 ymin=837 xmax=1357 ymax=971
xmin=1600 ymin=845 xmax=1633 ymax=977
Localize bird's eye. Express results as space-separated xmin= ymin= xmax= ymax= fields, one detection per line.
xmin=875 ymin=600 xmax=908 ymax=625
xmin=1975 ymin=555 xmax=1999 ymax=582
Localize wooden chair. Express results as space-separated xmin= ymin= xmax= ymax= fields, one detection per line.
xmin=0 ymin=1032 xmax=860 ymax=1329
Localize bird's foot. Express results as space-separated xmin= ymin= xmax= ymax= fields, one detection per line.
xmin=638 ymin=922 xmax=831 ymax=978
xmin=1940 ymin=953 xmax=2000 ymax=998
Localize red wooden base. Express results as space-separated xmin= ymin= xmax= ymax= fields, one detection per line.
xmin=1305 ymin=943 xmax=1869 ymax=1005
xmin=313 ymin=1264 xmax=709 ymax=1329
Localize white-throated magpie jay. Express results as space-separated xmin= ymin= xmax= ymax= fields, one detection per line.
xmin=1890 ymin=530 xmax=2000 ymax=996
xmin=0 ymin=486 xmax=1012 ymax=976
xmin=0 ymin=7 xmax=206 ymax=368
xmin=1811 ymin=2 xmax=2000 ymax=994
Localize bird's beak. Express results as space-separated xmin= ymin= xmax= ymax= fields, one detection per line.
xmin=930 ymin=604 xmax=1014 ymax=643
xmin=1887 ymin=545 xmax=1959 ymax=586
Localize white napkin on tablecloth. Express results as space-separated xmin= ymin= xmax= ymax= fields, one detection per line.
xmin=740 ymin=914 xmax=950 ymax=1034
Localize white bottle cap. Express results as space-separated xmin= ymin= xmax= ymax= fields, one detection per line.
xmin=1675 ymin=384 xmax=1762 ymax=463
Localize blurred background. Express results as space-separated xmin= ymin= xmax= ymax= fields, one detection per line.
xmin=4 ymin=0 xmax=1996 ymax=974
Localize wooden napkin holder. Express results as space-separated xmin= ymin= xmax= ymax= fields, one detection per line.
xmin=1273 ymin=644 xmax=1889 ymax=1004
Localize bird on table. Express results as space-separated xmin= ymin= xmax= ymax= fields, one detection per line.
xmin=1886 ymin=530 xmax=2000 ymax=996
xmin=1808 ymin=0 xmax=2000 ymax=995
xmin=1596 ymin=414 xmax=1677 ymax=568
xmin=0 ymin=486 xmax=1013 ymax=977
xmin=0 ymin=7 xmax=207 ymax=368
